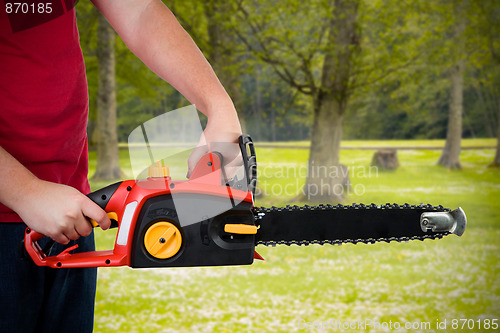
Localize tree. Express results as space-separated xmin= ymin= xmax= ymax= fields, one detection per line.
xmin=233 ymin=0 xmax=427 ymax=201
xmin=303 ymin=0 xmax=360 ymax=201
xmin=475 ymin=0 xmax=500 ymax=167
xmin=438 ymin=0 xmax=467 ymax=169
xmin=91 ymin=14 xmax=122 ymax=181
xmin=438 ymin=56 xmax=464 ymax=169
xmin=233 ymin=0 xmax=361 ymax=201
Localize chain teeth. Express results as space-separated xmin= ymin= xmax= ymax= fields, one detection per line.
xmin=253 ymin=203 xmax=450 ymax=247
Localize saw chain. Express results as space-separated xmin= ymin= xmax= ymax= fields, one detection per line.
xmin=253 ymin=203 xmax=464 ymax=247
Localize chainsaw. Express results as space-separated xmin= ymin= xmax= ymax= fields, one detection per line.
xmin=24 ymin=134 xmax=466 ymax=269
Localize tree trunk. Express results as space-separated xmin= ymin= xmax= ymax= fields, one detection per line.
xmin=92 ymin=14 xmax=121 ymax=181
xmin=438 ymin=3 xmax=465 ymax=169
xmin=299 ymin=0 xmax=359 ymax=202
xmin=438 ymin=58 xmax=464 ymax=169
xmin=301 ymin=94 xmax=346 ymax=202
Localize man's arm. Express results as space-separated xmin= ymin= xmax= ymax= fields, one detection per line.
xmin=91 ymin=0 xmax=242 ymax=142
xmin=0 ymin=146 xmax=111 ymax=244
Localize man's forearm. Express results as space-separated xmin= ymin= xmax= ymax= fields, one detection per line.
xmin=91 ymin=0 xmax=239 ymax=125
xmin=0 ymin=146 xmax=38 ymax=213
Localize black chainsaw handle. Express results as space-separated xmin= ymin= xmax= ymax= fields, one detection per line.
xmin=86 ymin=181 xmax=123 ymax=229
xmin=239 ymin=134 xmax=257 ymax=197
xmin=87 ymin=181 xmax=122 ymax=210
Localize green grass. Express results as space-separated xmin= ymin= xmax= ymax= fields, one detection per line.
xmin=90 ymin=140 xmax=500 ymax=333
xmin=255 ymin=138 xmax=497 ymax=148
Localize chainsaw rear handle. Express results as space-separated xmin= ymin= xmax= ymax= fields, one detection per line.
xmin=24 ymin=181 xmax=125 ymax=266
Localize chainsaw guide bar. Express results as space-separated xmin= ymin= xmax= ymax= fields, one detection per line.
xmin=253 ymin=204 xmax=466 ymax=247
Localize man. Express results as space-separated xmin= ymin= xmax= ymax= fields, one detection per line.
xmin=0 ymin=1 xmax=242 ymax=331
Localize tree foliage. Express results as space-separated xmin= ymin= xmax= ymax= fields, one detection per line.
xmin=75 ymin=0 xmax=499 ymax=144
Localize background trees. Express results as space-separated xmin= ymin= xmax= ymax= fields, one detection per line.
xmin=76 ymin=0 xmax=500 ymax=184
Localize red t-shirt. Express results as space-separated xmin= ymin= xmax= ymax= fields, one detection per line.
xmin=0 ymin=1 xmax=90 ymax=222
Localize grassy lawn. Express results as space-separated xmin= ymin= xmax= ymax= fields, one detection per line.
xmin=90 ymin=139 xmax=500 ymax=333
xmin=254 ymin=138 xmax=497 ymax=149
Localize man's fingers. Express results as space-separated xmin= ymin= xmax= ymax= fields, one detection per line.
xmin=64 ymin=228 xmax=81 ymax=241
xmin=74 ymin=218 xmax=93 ymax=238
xmin=50 ymin=233 xmax=70 ymax=245
xmin=81 ymin=197 xmax=111 ymax=230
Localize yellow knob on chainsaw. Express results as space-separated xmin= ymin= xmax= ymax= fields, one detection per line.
xmin=144 ymin=221 xmax=182 ymax=259
xmin=148 ymin=161 xmax=170 ymax=178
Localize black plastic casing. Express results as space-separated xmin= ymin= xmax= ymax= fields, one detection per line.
xmin=130 ymin=193 xmax=255 ymax=268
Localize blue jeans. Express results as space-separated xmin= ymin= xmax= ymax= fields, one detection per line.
xmin=0 ymin=223 xmax=97 ymax=333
